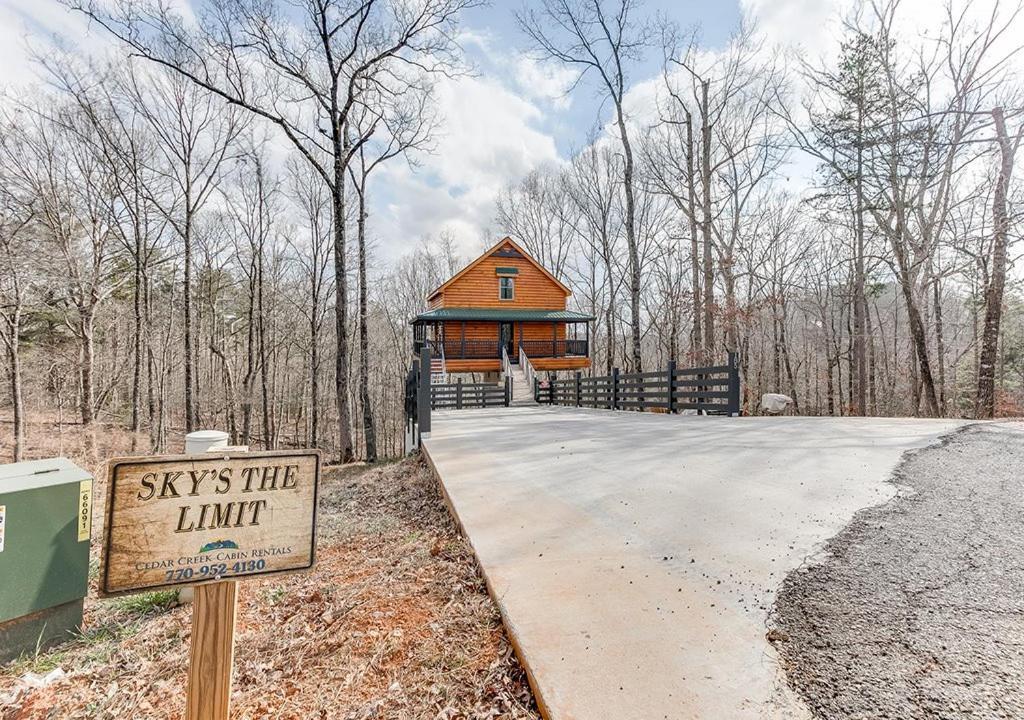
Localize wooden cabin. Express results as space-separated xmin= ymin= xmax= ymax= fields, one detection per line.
xmin=412 ymin=237 xmax=593 ymax=374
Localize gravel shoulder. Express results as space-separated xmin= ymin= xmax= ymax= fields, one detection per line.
xmin=770 ymin=421 xmax=1024 ymax=720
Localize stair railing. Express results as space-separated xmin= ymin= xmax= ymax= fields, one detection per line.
xmin=501 ymin=344 xmax=513 ymax=383
xmin=519 ymin=344 xmax=538 ymax=390
xmin=431 ymin=342 xmax=448 ymax=384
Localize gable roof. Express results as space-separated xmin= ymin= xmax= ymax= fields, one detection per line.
xmin=427 ymin=237 xmax=571 ymax=302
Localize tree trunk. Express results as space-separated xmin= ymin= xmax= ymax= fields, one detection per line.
xmin=78 ymin=308 xmax=96 ymax=427
xmin=356 ymin=180 xmax=377 ymax=462
xmin=209 ymin=340 xmax=238 ymax=443
xmin=933 ymin=276 xmax=947 ymax=416
xmin=333 ymin=134 xmax=355 ymax=463
xmin=184 ymin=204 xmax=195 ymax=434
xmin=614 ymin=98 xmax=643 ymax=373
xmin=257 ymin=169 xmax=272 ymax=450
xmin=310 ymin=306 xmax=320 ymax=448
xmin=3 ymin=309 xmax=24 ymax=462
xmin=685 ymin=111 xmax=702 ymax=359
xmin=852 ymin=130 xmax=867 ymax=416
xmin=131 ymin=226 xmax=143 ymax=449
xmin=700 ymin=80 xmax=715 ymax=359
xmin=976 ymin=107 xmax=1014 ymax=419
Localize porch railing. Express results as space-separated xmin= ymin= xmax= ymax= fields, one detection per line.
xmin=424 ymin=339 xmax=501 ymax=359
xmin=420 ymin=337 xmax=589 ymax=360
xmin=518 ymin=339 xmax=588 ymax=358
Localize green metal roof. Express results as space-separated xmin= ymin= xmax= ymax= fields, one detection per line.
xmin=412 ymin=307 xmax=594 ymax=324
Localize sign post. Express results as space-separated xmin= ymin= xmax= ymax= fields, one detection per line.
xmin=187 ymin=580 xmax=237 ymax=720
xmin=99 ymin=446 xmax=320 ymax=719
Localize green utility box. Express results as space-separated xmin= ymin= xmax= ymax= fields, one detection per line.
xmin=0 ymin=458 xmax=92 ymax=664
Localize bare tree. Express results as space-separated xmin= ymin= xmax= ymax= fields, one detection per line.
xmin=68 ymin=0 xmax=480 ymax=461
xmin=348 ymin=86 xmax=435 ymax=462
xmin=519 ymin=0 xmax=650 ymax=371
xmin=0 ymin=179 xmax=34 ymax=461
xmin=976 ymin=105 xmax=1021 ymax=417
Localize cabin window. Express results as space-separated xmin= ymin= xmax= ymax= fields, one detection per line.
xmin=499 ymin=277 xmax=514 ymax=300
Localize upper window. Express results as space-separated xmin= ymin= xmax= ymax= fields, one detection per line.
xmin=499 ymin=277 xmax=514 ymax=300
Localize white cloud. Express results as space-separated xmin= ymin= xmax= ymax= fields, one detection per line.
xmin=513 ymin=55 xmax=577 ymax=110
xmin=0 ymin=0 xmax=99 ymax=88
xmin=369 ymin=72 xmax=562 ymax=262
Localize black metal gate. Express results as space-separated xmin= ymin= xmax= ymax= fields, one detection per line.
xmin=404 ymin=363 xmax=419 ymax=452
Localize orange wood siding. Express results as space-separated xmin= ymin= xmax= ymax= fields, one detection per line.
xmin=532 ymin=357 xmax=591 ymax=371
xmin=444 ymin=359 xmax=501 ymax=373
xmin=433 ymin=245 xmax=567 ymax=310
xmin=519 ymin=322 xmax=565 ymax=342
xmin=440 ymin=321 xmax=497 ymax=341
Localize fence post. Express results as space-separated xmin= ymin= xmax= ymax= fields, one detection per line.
xmin=547 ymin=373 xmax=555 ymax=404
xmin=575 ymin=371 xmax=582 ymax=408
xmin=667 ymin=360 xmax=676 ymax=414
xmin=406 ymin=362 xmax=419 ymax=452
xmin=727 ymin=351 xmax=741 ymax=417
xmin=505 ymin=375 xmax=511 ymax=407
xmin=611 ymin=367 xmax=620 ymax=411
xmin=418 ymin=347 xmax=431 ymax=435
xmin=456 ymin=378 xmax=463 ymax=409
xmin=533 ymin=375 xmax=539 ymax=403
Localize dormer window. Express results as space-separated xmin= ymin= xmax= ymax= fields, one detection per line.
xmin=499 ymin=276 xmax=514 ymax=300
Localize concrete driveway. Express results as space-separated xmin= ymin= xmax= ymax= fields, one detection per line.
xmin=421 ymin=406 xmax=966 ymax=720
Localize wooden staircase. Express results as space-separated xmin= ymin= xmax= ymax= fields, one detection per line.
xmin=430 ymin=347 xmax=448 ymax=385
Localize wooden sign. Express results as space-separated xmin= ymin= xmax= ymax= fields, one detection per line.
xmin=100 ymin=450 xmax=320 ymax=597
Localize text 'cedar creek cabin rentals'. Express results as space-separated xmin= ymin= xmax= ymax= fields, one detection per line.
xmin=412 ymin=238 xmax=593 ymax=378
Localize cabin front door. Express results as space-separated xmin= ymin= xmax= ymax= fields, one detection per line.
xmin=499 ymin=322 xmax=515 ymax=360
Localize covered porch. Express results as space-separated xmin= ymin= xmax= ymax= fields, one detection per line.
xmin=411 ymin=308 xmax=593 ymax=373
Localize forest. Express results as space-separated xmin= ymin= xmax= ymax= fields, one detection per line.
xmin=0 ymin=0 xmax=1021 ymax=464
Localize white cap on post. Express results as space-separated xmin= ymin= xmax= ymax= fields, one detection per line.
xmin=185 ymin=430 xmax=229 ymax=455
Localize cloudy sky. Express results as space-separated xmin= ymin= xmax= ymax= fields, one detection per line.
xmin=0 ymin=0 xmax=994 ymax=264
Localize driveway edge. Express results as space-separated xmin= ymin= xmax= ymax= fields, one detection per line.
xmin=420 ymin=441 xmax=556 ymax=720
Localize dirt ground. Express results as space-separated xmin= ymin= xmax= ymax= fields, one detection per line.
xmin=770 ymin=421 xmax=1024 ymax=720
xmin=0 ymin=420 xmax=539 ymax=720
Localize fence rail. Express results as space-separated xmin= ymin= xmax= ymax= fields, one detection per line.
xmin=406 ymin=347 xmax=740 ymax=455
xmin=430 ymin=377 xmax=511 ymax=410
xmin=536 ymin=353 xmax=741 ymax=416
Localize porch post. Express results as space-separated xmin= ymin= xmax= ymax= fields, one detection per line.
xmin=461 ymin=320 xmax=466 ymax=358
xmin=551 ymin=321 xmax=557 ymax=357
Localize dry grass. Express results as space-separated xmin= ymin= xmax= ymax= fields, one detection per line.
xmin=0 ymin=418 xmax=539 ymax=720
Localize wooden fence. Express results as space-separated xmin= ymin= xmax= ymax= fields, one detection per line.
xmin=430 ymin=377 xmax=511 ymax=410
xmin=535 ymin=353 xmax=741 ymax=416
